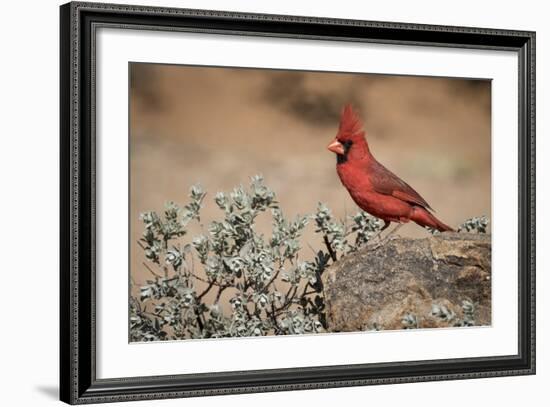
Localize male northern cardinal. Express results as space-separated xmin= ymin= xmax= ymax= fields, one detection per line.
xmin=327 ymin=104 xmax=454 ymax=233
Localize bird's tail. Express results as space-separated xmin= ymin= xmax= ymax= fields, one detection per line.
xmin=411 ymin=207 xmax=454 ymax=232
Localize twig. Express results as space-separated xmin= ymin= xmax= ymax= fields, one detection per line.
xmin=188 ymin=270 xmax=209 ymax=284
xmin=193 ymin=306 xmax=204 ymax=332
xmin=140 ymin=309 xmax=165 ymax=319
xmin=323 ymin=235 xmax=338 ymax=262
xmin=215 ymin=285 xmax=228 ymax=303
xmin=197 ymin=280 xmax=215 ymax=300
xmin=287 ymin=286 xmax=298 ymax=306
xmin=260 ymin=266 xmax=282 ymax=294
xmin=300 ymin=281 xmax=312 ymax=298
xmin=275 ymin=285 xmax=298 ymax=313
xmin=269 ymin=302 xmax=282 ymax=334
xmin=142 ymin=262 xmax=163 ymax=278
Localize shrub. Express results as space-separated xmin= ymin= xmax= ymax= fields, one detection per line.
xmin=130 ymin=176 xmax=383 ymax=341
xmin=130 ymin=176 xmax=489 ymax=341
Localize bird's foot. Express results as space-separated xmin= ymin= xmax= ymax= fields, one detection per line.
xmin=367 ymin=241 xmax=383 ymax=251
xmin=367 ymin=223 xmax=404 ymax=250
xmin=367 ymin=236 xmax=391 ymax=251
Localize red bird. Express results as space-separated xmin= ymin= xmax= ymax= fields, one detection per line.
xmin=327 ymin=104 xmax=454 ymax=234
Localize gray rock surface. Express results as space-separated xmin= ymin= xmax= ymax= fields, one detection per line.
xmin=322 ymin=232 xmax=491 ymax=331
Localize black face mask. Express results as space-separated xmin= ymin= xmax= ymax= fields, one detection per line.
xmin=336 ymin=140 xmax=353 ymax=164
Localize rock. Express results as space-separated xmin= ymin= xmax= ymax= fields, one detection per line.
xmin=322 ymin=232 xmax=491 ymax=332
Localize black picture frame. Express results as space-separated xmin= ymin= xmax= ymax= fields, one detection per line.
xmin=60 ymin=1 xmax=536 ymax=404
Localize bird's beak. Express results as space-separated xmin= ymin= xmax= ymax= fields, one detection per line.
xmin=327 ymin=139 xmax=344 ymax=155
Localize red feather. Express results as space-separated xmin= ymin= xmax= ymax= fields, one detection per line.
xmin=337 ymin=104 xmax=364 ymax=140
xmin=367 ymin=159 xmax=433 ymax=211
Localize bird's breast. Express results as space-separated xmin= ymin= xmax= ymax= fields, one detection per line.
xmin=336 ymin=162 xmax=373 ymax=192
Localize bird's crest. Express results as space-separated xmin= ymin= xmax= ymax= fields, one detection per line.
xmin=337 ymin=104 xmax=364 ymax=140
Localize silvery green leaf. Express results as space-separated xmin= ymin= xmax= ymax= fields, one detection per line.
xmin=209 ymin=304 xmax=222 ymax=318
xmin=458 ymin=216 xmax=489 ymax=233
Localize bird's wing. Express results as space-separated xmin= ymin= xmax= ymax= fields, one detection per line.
xmin=368 ymin=159 xmax=433 ymax=211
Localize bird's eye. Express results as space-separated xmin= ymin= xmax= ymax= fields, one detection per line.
xmin=343 ymin=140 xmax=353 ymax=152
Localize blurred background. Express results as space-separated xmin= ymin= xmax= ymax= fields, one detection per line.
xmin=130 ymin=63 xmax=491 ymax=289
